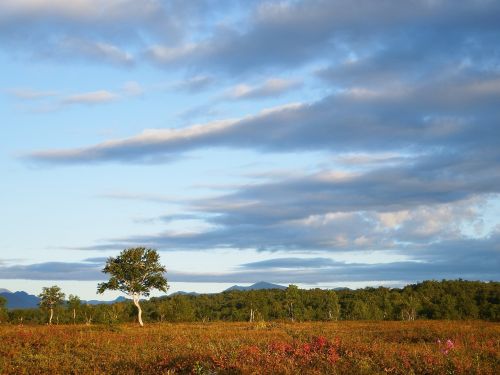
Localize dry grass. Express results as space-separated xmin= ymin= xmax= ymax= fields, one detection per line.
xmin=0 ymin=321 xmax=498 ymax=374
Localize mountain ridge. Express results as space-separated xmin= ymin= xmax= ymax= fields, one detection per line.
xmin=0 ymin=291 xmax=128 ymax=309
xmin=224 ymin=281 xmax=287 ymax=292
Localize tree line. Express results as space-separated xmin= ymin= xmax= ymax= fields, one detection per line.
xmin=1 ymin=279 xmax=498 ymax=325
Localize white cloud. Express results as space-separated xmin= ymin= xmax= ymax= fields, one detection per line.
xmin=377 ymin=211 xmax=410 ymax=229
xmin=57 ymin=38 xmax=134 ymax=66
xmin=7 ymin=82 xmax=146 ymax=111
xmin=6 ymin=88 xmax=58 ymax=100
xmin=174 ymin=75 xmax=215 ymax=92
xmin=147 ymin=44 xmax=199 ymax=64
xmin=0 ymin=0 xmax=162 ymax=22
xmin=227 ymin=78 xmax=302 ymax=99
xmin=61 ymin=90 xmax=118 ymax=105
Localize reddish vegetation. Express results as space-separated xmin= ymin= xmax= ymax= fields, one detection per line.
xmin=0 ymin=321 xmax=498 ymax=374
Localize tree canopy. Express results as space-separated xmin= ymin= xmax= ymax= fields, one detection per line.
xmin=97 ymin=247 xmax=168 ymax=326
xmin=2 ymin=280 xmax=498 ymax=324
xmin=38 ymin=285 xmax=65 ymax=324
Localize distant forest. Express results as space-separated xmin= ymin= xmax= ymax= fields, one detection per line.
xmin=1 ymin=280 xmax=498 ymax=324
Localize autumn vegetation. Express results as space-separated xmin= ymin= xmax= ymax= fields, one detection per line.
xmin=0 ymin=321 xmax=498 ymax=374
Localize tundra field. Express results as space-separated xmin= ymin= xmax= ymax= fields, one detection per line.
xmin=0 ymin=321 xmax=498 ymax=374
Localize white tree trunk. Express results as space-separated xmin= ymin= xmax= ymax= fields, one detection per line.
xmin=85 ymin=314 xmax=92 ymax=325
xmin=133 ymin=294 xmax=144 ymax=327
xmin=49 ymin=308 xmax=53 ymax=325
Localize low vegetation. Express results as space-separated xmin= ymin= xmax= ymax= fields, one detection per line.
xmin=0 ymin=321 xmax=498 ymax=374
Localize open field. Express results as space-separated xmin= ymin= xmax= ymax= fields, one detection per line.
xmin=0 ymin=321 xmax=498 ymax=374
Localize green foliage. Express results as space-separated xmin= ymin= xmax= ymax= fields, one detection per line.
xmin=67 ymin=294 xmax=82 ymax=323
xmin=67 ymin=295 xmax=81 ymax=309
xmin=285 ymin=284 xmax=301 ymax=321
xmin=0 ymin=296 xmax=7 ymax=323
xmin=97 ymin=247 xmax=168 ymax=297
xmin=38 ymin=285 xmax=65 ymax=310
xmin=38 ymin=285 xmax=65 ymax=324
xmin=2 ymin=280 xmax=499 ymax=324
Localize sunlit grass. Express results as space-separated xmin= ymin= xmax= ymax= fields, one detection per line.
xmin=0 ymin=321 xmax=498 ymax=374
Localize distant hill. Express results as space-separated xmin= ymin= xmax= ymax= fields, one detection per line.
xmin=169 ymin=291 xmax=200 ymax=297
xmin=0 ymin=291 xmax=40 ymax=309
xmin=84 ymin=296 xmax=129 ymax=305
xmin=0 ymin=290 xmax=129 ymax=309
xmin=224 ymin=281 xmax=286 ymax=292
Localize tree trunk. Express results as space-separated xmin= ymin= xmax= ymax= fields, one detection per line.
xmin=49 ymin=308 xmax=53 ymax=325
xmin=133 ymin=294 xmax=144 ymax=327
xmin=73 ymin=308 xmax=76 ymax=324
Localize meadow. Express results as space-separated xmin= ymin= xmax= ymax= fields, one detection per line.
xmin=0 ymin=321 xmax=498 ymax=374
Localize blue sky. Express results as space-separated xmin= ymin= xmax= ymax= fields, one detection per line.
xmin=1 ymin=0 xmax=499 ymax=300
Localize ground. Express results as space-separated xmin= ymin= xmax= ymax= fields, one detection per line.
xmin=0 ymin=321 xmax=498 ymax=374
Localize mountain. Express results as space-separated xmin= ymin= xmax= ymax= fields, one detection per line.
xmin=0 ymin=290 xmax=129 ymax=309
xmin=84 ymin=296 xmax=129 ymax=305
xmin=224 ymin=281 xmax=287 ymax=292
xmin=169 ymin=291 xmax=200 ymax=296
xmin=0 ymin=291 xmax=40 ymax=309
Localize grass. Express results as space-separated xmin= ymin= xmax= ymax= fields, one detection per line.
xmin=0 ymin=321 xmax=498 ymax=374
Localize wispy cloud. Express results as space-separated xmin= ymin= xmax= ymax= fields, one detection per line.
xmin=55 ymin=37 xmax=134 ymax=66
xmin=7 ymin=81 xmax=144 ymax=112
xmin=2 ymin=238 xmax=498 ymax=283
xmin=97 ymin=191 xmax=186 ymax=204
xmin=121 ymin=81 xmax=144 ymax=97
xmin=174 ymin=75 xmax=215 ymax=93
xmin=60 ymin=90 xmax=118 ymax=106
xmin=226 ymin=78 xmax=302 ymax=100
xmin=0 ymin=0 xmax=498 ymax=77
xmin=0 ymin=261 xmax=103 ymax=281
xmin=0 ymin=0 xmax=196 ymax=64
xmin=7 ymin=88 xmax=58 ymax=100
xmin=25 ymin=69 xmax=500 ymax=164
xmin=144 ymin=0 xmax=500 ymax=76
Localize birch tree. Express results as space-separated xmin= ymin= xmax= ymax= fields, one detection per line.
xmin=67 ymin=295 xmax=81 ymax=324
xmin=38 ymin=285 xmax=65 ymax=325
xmin=97 ymin=247 xmax=168 ymax=326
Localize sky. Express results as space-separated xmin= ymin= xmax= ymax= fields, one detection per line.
xmin=1 ymin=0 xmax=499 ymax=300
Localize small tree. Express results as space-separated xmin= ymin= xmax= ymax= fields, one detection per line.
xmin=326 ymin=290 xmax=340 ymax=320
xmin=97 ymin=247 xmax=168 ymax=326
xmin=285 ymin=284 xmax=300 ymax=322
xmin=82 ymin=303 xmax=94 ymax=325
xmin=67 ymin=295 xmax=81 ymax=324
xmin=38 ymin=285 xmax=65 ymax=325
